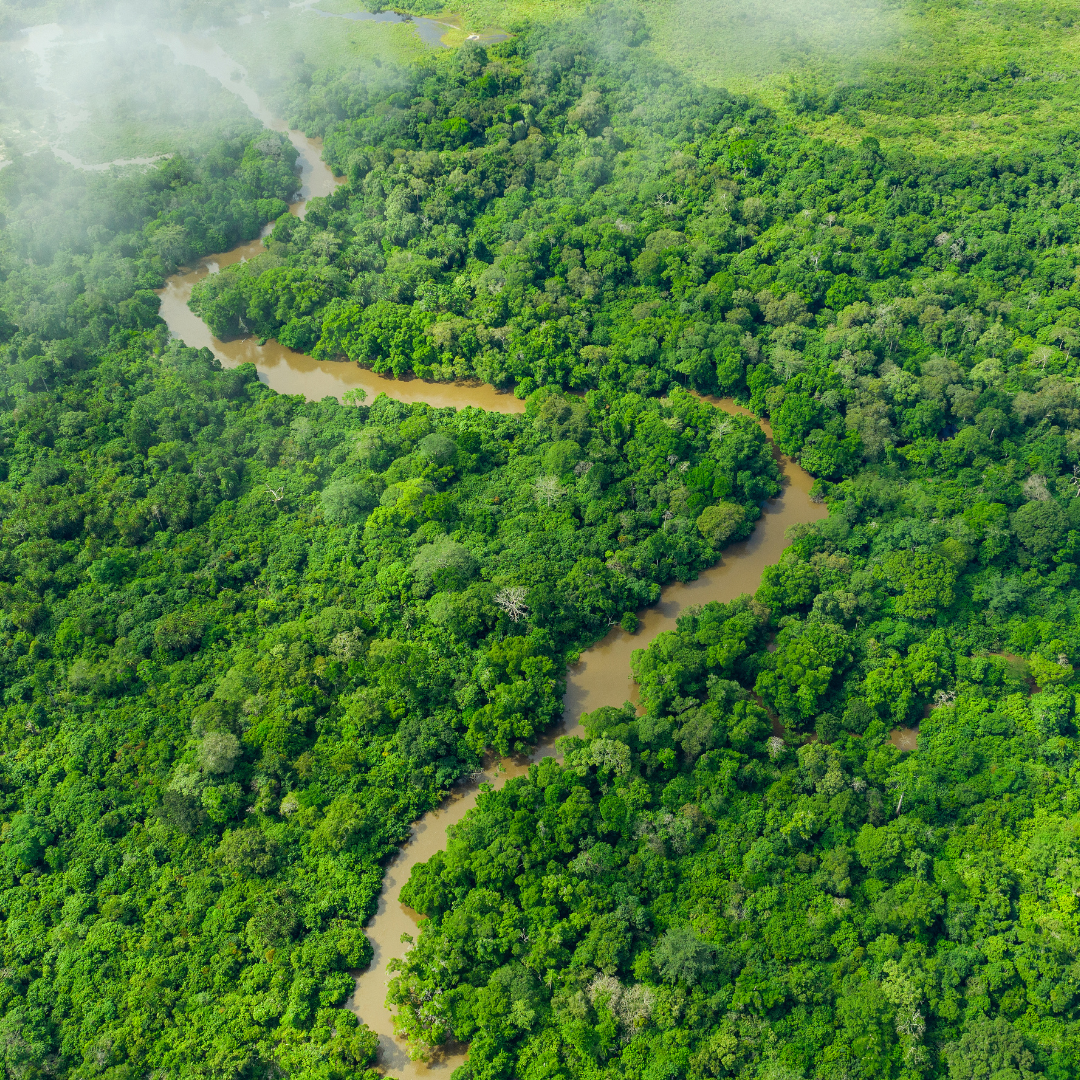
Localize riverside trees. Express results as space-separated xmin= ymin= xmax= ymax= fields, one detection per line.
xmin=6 ymin=2 xmax=1080 ymax=1076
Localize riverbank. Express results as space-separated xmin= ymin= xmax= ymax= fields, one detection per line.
xmin=152 ymin=67 xmax=830 ymax=1079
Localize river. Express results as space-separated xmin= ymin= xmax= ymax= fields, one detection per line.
xmin=343 ymin=427 xmax=826 ymax=1079
xmin=149 ymin=62 xmax=829 ymax=1079
xmin=154 ymin=31 xmax=525 ymax=414
xmin=157 ymin=231 xmax=526 ymax=413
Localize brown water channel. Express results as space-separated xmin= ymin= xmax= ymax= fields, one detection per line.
xmin=344 ymin=411 xmax=827 ymax=1078
xmin=152 ymin=68 xmax=829 ymax=1077
xmin=156 ymin=36 xmax=524 ymax=414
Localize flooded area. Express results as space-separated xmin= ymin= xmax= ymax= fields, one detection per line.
xmin=310 ymin=7 xmax=457 ymax=48
xmin=889 ymin=727 xmax=919 ymax=751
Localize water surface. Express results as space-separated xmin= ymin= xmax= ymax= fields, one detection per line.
xmin=343 ymin=402 xmax=827 ymax=1078
xmin=311 ymin=6 xmax=457 ymax=47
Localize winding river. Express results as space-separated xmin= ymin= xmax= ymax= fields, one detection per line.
xmin=150 ymin=58 xmax=828 ymax=1078
xmin=154 ymin=33 xmax=525 ymax=415
xmin=342 ymin=436 xmax=825 ymax=1079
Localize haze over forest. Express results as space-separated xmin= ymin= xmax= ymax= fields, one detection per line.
xmin=1 ymin=1 xmax=1080 ymax=1078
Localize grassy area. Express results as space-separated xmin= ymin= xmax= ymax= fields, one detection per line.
xmin=765 ymin=0 xmax=1080 ymax=155
xmin=363 ymin=0 xmax=1080 ymax=157
xmin=4 ymin=0 xmax=1079 ymax=166
xmin=212 ymin=3 xmax=429 ymax=89
xmin=645 ymin=0 xmax=901 ymax=92
xmin=639 ymin=0 xmax=1080 ymax=156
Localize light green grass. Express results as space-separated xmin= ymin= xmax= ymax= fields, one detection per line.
xmin=644 ymin=0 xmax=1080 ymax=155
xmin=370 ymin=0 xmax=1080 ymax=156
xmin=212 ymin=4 xmax=430 ymax=87
xmin=645 ymin=0 xmax=902 ymax=91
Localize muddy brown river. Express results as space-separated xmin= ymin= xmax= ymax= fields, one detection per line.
xmin=152 ymin=66 xmax=829 ymax=1078
xmin=343 ymin=431 xmax=826 ymax=1079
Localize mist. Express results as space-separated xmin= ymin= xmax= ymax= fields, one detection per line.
xmin=2 ymin=17 xmax=276 ymax=171
xmin=0 ymin=0 xmax=415 ymax=174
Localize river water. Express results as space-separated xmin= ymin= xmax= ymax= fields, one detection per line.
xmin=6 ymin=14 xmax=905 ymax=1073
xmin=153 ymin=32 xmax=525 ymax=414
xmin=343 ymin=424 xmax=827 ymax=1078
xmin=149 ymin=63 xmax=829 ymax=1078
xmin=158 ymin=233 xmax=526 ymax=413
xmin=309 ymin=7 xmax=455 ymax=49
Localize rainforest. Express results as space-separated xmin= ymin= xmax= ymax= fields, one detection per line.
xmin=2 ymin=1 xmax=1080 ymax=1078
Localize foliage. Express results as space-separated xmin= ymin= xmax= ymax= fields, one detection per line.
xmin=7 ymin=2 xmax=1080 ymax=1077
xmin=185 ymin=7 xmax=1080 ymax=497
xmin=394 ymin=475 xmax=1080 ymax=1077
xmin=0 ymin=288 xmax=774 ymax=1071
xmin=325 ymin=13 xmax=1080 ymax=1080
xmin=0 ymin=133 xmax=296 ymax=348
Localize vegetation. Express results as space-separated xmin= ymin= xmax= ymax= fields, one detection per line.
xmin=259 ymin=9 xmax=1080 ymax=1080
xmin=196 ymin=9 xmax=1080 ymax=433
xmin=0 ymin=327 xmax=773 ymax=1073
xmin=320 ymin=0 xmax=1080 ymax=156
xmin=207 ymin=3 xmax=429 ymax=104
xmin=4 ymin=0 xmax=1080 ymax=1077
xmin=0 ymin=24 xmax=262 ymax=167
xmin=0 ymin=0 xmax=292 ymax=39
xmin=0 ymin=59 xmax=778 ymax=1070
xmin=396 ymin=431 xmax=1080 ymax=1076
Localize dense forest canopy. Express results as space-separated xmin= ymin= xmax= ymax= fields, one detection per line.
xmin=2 ymin=1 xmax=1080 ymax=1078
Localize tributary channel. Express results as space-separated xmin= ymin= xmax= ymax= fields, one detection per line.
xmin=151 ymin=56 xmax=830 ymax=1078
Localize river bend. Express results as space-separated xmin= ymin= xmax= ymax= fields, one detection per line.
xmin=149 ymin=64 xmax=829 ymax=1077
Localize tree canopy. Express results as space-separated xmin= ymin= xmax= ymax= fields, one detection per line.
xmin=4 ymin=3 xmax=1080 ymax=1078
